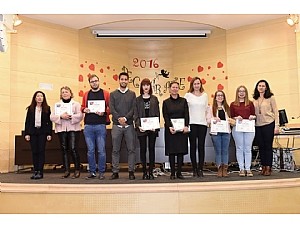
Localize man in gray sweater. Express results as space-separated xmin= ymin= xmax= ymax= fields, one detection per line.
xmin=109 ymin=72 xmax=137 ymax=180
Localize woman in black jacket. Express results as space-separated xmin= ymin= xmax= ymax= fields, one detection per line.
xmin=134 ymin=78 xmax=160 ymax=180
xmin=24 ymin=91 xmax=52 ymax=179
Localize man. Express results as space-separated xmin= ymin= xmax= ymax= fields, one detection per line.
xmin=109 ymin=72 xmax=137 ymax=180
xmin=81 ymin=74 xmax=110 ymax=180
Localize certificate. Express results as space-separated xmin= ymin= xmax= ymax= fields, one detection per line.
xmin=171 ymin=118 xmax=185 ymax=132
xmin=235 ymin=119 xmax=255 ymax=132
xmin=55 ymin=102 xmax=72 ymax=115
xmin=211 ymin=120 xmax=230 ymax=133
xmin=140 ymin=117 xmax=160 ymax=131
xmin=88 ymin=100 xmax=105 ymax=113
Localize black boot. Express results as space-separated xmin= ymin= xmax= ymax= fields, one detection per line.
xmin=30 ymin=171 xmax=38 ymax=180
xmin=197 ymin=170 xmax=204 ymax=178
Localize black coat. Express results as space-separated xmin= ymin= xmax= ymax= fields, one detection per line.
xmin=24 ymin=106 xmax=52 ymax=136
xmin=162 ymin=95 xmax=189 ymax=155
xmin=134 ymin=95 xmax=160 ymax=137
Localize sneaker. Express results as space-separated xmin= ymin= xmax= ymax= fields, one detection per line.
xmin=246 ymin=170 xmax=253 ymax=177
xmin=99 ymin=173 xmax=105 ymax=180
xmin=85 ymin=172 xmax=96 ymax=179
xmin=110 ymin=173 xmax=119 ymax=180
xmin=239 ymin=170 xmax=246 ymax=177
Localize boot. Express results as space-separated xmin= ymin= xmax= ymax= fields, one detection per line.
xmin=217 ymin=165 xmax=223 ymax=177
xmin=223 ymin=165 xmax=229 ymax=177
xmin=197 ymin=169 xmax=204 ymax=178
xmin=61 ymin=171 xmax=70 ymax=179
xmin=260 ymin=166 xmax=266 ymax=175
xmin=193 ymin=168 xmax=198 ymax=177
xmin=72 ymin=170 xmax=80 ymax=179
xmin=264 ymin=166 xmax=271 ymax=176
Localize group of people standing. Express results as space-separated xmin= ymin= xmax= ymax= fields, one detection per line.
xmin=24 ymin=73 xmax=279 ymax=181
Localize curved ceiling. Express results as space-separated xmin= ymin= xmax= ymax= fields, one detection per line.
xmin=22 ymin=14 xmax=285 ymax=31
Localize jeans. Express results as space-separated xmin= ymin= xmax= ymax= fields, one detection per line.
xmin=83 ymin=124 xmax=107 ymax=174
xmin=232 ymin=127 xmax=255 ymax=170
xmin=211 ymin=133 xmax=231 ymax=166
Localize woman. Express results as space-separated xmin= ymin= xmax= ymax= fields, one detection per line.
xmin=24 ymin=91 xmax=52 ymax=180
xmin=209 ymin=90 xmax=232 ymax=177
xmin=230 ymin=86 xmax=256 ymax=177
xmin=50 ymin=86 xmax=83 ymax=179
xmin=163 ymin=81 xmax=189 ymax=180
xmin=184 ymin=77 xmax=208 ymax=178
xmin=134 ymin=78 xmax=160 ymax=180
xmin=253 ymin=79 xmax=279 ymax=176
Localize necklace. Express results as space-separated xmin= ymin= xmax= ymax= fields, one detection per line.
xmin=258 ymin=97 xmax=264 ymax=114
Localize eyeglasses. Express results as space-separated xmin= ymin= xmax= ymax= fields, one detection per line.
xmin=89 ymin=80 xmax=99 ymax=84
xmin=238 ymin=90 xmax=246 ymax=93
xmin=216 ymin=94 xmax=224 ymax=97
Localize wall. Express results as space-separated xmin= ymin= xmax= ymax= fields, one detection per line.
xmin=1 ymin=16 xmax=300 ymax=173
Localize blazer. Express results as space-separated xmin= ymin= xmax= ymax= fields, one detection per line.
xmin=134 ymin=94 xmax=160 ymax=137
xmin=24 ymin=106 xmax=53 ymax=136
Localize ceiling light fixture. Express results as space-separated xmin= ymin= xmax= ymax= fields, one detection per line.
xmin=92 ymin=30 xmax=211 ymax=38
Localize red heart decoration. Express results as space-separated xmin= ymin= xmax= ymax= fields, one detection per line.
xmin=78 ymin=75 xmax=83 ymax=82
xmin=80 ymin=64 xmax=84 ymax=68
xmin=217 ymin=84 xmax=224 ymax=90
xmin=201 ymin=78 xmax=206 ymax=84
xmin=197 ymin=65 xmax=204 ymax=72
xmin=87 ymin=73 xmax=91 ymax=78
xmin=113 ymin=74 xmax=118 ymax=81
xmin=100 ymin=68 xmax=104 ymax=73
xmin=79 ymin=90 xmax=84 ymax=97
xmin=217 ymin=61 xmax=223 ymax=68
xmin=187 ymin=76 xmax=193 ymax=82
xmin=89 ymin=64 xmax=95 ymax=71
xmin=103 ymin=82 xmax=106 ymax=85
xmin=208 ymin=66 xmax=211 ymax=70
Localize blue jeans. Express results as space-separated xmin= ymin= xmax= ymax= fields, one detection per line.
xmin=83 ymin=124 xmax=106 ymax=173
xmin=211 ymin=133 xmax=231 ymax=166
xmin=232 ymin=127 xmax=255 ymax=171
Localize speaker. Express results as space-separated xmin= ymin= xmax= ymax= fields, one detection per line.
xmin=279 ymin=109 xmax=288 ymax=126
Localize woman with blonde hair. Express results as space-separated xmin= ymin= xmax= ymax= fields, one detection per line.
xmin=230 ymin=85 xmax=256 ymax=177
xmin=50 ymin=86 xmax=83 ymax=179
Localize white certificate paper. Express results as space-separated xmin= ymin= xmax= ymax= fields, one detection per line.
xmin=88 ymin=100 xmax=105 ymax=113
xmin=235 ymin=119 xmax=255 ymax=132
xmin=211 ymin=120 xmax=230 ymax=133
xmin=55 ymin=102 xmax=72 ymax=115
xmin=171 ymin=118 xmax=185 ymax=132
xmin=140 ymin=117 xmax=160 ymax=131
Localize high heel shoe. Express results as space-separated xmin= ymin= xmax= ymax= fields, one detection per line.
xmin=61 ymin=171 xmax=70 ymax=179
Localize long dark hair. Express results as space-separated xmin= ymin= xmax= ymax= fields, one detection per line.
xmin=253 ymin=79 xmax=274 ymax=99
xmin=26 ymin=91 xmax=50 ymax=113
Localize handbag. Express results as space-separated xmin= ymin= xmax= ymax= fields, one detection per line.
xmin=272 ymin=137 xmax=296 ymax=171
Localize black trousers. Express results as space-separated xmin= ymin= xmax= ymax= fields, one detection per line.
xmin=255 ymin=121 xmax=275 ymax=166
xmin=188 ymin=124 xmax=207 ymax=171
xmin=58 ymin=131 xmax=80 ymax=171
xmin=30 ymin=132 xmax=47 ymax=173
xmin=138 ymin=131 xmax=157 ymax=173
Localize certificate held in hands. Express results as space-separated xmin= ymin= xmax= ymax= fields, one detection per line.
xmin=140 ymin=117 xmax=160 ymax=131
xmin=211 ymin=120 xmax=230 ymax=133
xmin=171 ymin=118 xmax=185 ymax=132
xmin=88 ymin=100 xmax=105 ymax=113
xmin=235 ymin=119 xmax=255 ymax=132
xmin=55 ymin=102 xmax=72 ymax=115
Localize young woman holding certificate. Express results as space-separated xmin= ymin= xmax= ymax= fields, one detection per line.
xmin=134 ymin=78 xmax=160 ymax=180
xmin=230 ymin=86 xmax=256 ymax=177
xmin=50 ymin=86 xmax=83 ymax=179
xmin=24 ymin=91 xmax=52 ymax=180
xmin=253 ymin=79 xmax=279 ymax=176
xmin=209 ymin=90 xmax=233 ymax=177
xmin=163 ymin=81 xmax=190 ymax=180
xmin=184 ymin=77 xmax=209 ymax=178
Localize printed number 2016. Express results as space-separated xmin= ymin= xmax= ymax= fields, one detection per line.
xmin=133 ymin=58 xmax=159 ymax=68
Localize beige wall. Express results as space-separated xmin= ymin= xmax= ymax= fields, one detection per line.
xmin=0 ymin=16 xmax=300 ymax=173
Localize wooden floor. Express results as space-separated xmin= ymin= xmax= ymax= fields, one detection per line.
xmin=1 ymin=169 xmax=300 ymax=214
